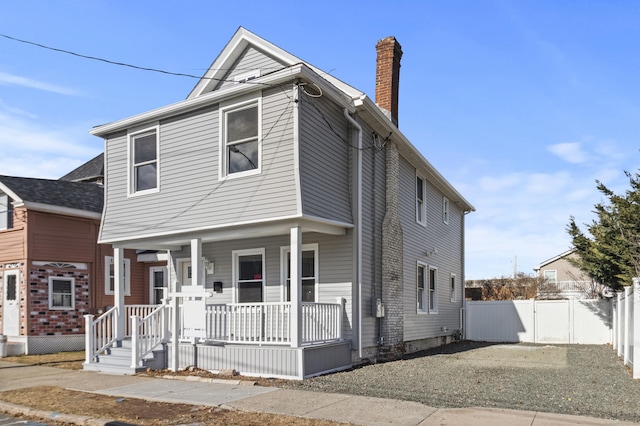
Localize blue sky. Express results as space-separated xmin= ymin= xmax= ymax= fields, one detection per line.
xmin=1 ymin=1 xmax=638 ymax=279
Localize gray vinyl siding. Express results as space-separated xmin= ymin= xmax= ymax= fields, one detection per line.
xmin=214 ymin=46 xmax=286 ymax=91
xmin=399 ymin=156 xmax=465 ymax=341
xmin=358 ymin=122 xmax=386 ymax=347
xmin=169 ymin=231 xmax=354 ymax=341
xmin=298 ymin=90 xmax=353 ymax=224
xmin=100 ymin=86 xmax=298 ymax=242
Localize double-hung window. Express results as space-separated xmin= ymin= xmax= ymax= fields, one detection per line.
xmin=233 ymin=249 xmax=264 ymax=303
xmin=428 ymin=267 xmax=438 ymax=313
xmin=450 ymin=273 xmax=457 ymax=302
xmin=129 ymin=127 xmax=159 ymax=194
xmin=105 ymin=256 xmax=131 ymax=296
xmin=443 ymin=197 xmax=450 ymax=225
xmin=49 ymin=277 xmax=74 ymax=309
xmin=282 ymin=244 xmax=318 ymax=302
xmin=221 ymin=97 xmax=261 ymax=177
xmin=417 ymin=262 xmax=427 ymax=313
xmin=0 ymin=194 xmax=12 ymax=230
xmin=416 ymin=175 xmax=426 ymax=225
xmin=543 ymin=270 xmax=557 ymax=285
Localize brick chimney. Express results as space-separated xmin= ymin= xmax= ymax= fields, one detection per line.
xmin=375 ymin=36 xmax=403 ymax=127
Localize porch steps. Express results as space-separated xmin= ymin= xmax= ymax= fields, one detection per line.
xmin=83 ymin=338 xmax=166 ymax=375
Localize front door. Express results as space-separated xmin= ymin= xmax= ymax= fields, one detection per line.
xmin=2 ymin=270 xmax=19 ymax=336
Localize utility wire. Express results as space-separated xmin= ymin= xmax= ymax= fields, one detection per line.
xmin=0 ymin=32 xmax=280 ymax=85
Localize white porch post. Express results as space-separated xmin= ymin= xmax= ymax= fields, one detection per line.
xmin=191 ymin=238 xmax=202 ymax=287
xmin=168 ymin=250 xmax=179 ymax=372
xmin=290 ymin=226 xmax=302 ymax=347
xmin=114 ymin=247 xmax=126 ymax=341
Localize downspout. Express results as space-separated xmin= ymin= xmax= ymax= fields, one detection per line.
xmin=343 ymin=108 xmax=363 ymax=358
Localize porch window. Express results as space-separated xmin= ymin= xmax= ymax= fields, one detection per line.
xmin=129 ymin=127 xmax=159 ymax=194
xmin=220 ymin=97 xmax=261 ymax=177
xmin=282 ymin=244 xmax=318 ymax=302
xmin=0 ymin=194 xmax=12 ymax=230
xmin=49 ymin=277 xmax=74 ymax=309
xmin=234 ymin=249 xmax=264 ymax=303
xmin=417 ymin=262 xmax=427 ymax=313
xmin=150 ymin=266 xmax=167 ymax=304
xmin=105 ymin=256 xmax=131 ymax=296
xmin=416 ymin=175 xmax=426 ymax=226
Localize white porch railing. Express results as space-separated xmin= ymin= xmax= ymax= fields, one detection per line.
xmin=202 ymin=301 xmax=343 ymax=345
xmin=125 ymin=305 xmax=161 ymax=336
xmin=84 ymin=306 xmax=118 ymax=364
xmin=130 ymin=304 xmax=168 ymax=368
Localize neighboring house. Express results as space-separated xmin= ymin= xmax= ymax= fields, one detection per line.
xmin=60 ymin=153 xmax=105 ymax=184
xmin=0 ymin=161 xmax=165 ymax=355
xmin=85 ymin=27 xmax=474 ymax=378
xmin=534 ymin=249 xmax=599 ymax=299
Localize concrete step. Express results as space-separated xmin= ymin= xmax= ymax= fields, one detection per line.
xmin=84 ymin=340 xmax=167 ymax=375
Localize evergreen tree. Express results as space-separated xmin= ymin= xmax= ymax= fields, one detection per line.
xmin=567 ymin=170 xmax=640 ymax=290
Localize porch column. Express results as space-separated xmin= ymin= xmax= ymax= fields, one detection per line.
xmin=114 ymin=247 xmax=126 ymax=341
xmin=168 ymin=249 xmax=179 ymax=371
xmin=191 ymin=238 xmax=202 ymax=287
xmin=290 ymin=226 xmax=302 ymax=347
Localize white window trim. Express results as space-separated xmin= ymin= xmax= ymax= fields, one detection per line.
xmin=428 ymin=266 xmax=438 ymax=314
xmin=450 ymin=273 xmax=457 ymax=302
xmin=218 ymin=95 xmax=262 ymax=180
xmin=104 ymin=256 xmax=131 ymax=296
xmin=544 ymin=270 xmax=558 ymax=284
xmin=0 ymin=194 xmax=11 ymax=231
xmin=48 ymin=276 xmax=75 ymax=310
xmin=149 ymin=266 xmax=168 ymax=304
xmin=416 ymin=174 xmax=426 ymax=226
xmin=127 ymin=124 xmax=160 ymax=196
xmin=232 ymin=248 xmax=265 ymax=304
xmin=417 ymin=261 xmax=428 ymax=314
xmin=443 ymin=196 xmax=450 ymax=225
xmin=280 ymin=243 xmax=319 ymax=302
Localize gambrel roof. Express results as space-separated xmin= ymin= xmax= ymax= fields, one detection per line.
xmin=0 ymin=175 xmax=103 ymax=218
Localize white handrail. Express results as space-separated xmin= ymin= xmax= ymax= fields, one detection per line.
xmin=131 ymin=304 xmax=167 ymax=368
xmin=84 ymin=306 xmax=118 ymax=363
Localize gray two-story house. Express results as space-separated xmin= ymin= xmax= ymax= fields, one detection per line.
xmin=83 ymin=27 xmax=474 ymax=379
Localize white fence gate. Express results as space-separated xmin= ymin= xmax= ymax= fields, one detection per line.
xmin=465 ymin=298 xmax=612 ymax=345
xmin=613 ymin=278 xmax=640 ymax=379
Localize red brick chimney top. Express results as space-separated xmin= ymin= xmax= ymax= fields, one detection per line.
xmin=375 ymin=36 xmax=403 ymax=127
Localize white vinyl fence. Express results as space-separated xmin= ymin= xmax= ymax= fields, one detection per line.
xmin=465 ymin=298 xmax=612 ymax=345
xmin=613 ymin=278 xmax=640 ymax=379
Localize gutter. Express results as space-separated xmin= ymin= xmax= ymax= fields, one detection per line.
xmin=343 ymin=108 xmax=363 ymax=359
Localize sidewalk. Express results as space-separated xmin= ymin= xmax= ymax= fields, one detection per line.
xmin=0 ymin=361 xmax=635 ymax=426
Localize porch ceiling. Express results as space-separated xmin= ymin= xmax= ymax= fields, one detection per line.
xmin=110 ymin=216 xmax=351 ymax=250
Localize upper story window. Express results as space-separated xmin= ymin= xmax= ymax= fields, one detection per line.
xmin=129 ymin=127 xmax=159 ymax=195
xmin=105 ymin=256 xmax=131 ymax=296
xmin=220 ymin=96 xmax=262 ymax=178
xmin=0 ymin=194 xmax=12 ymax=230
xmin=416 ymin=175 xmax=426 ymax=226
xmin=443 ymin=197 xmax=450 ymax=225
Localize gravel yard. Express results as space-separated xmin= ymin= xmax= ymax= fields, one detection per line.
xmin=282 ymin=341 xmax=640 ymax=422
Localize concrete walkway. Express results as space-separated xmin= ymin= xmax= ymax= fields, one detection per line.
xmin=0 ymin=361 xmax=635 ymax=426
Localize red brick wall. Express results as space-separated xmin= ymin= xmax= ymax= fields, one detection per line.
xmin=28 ymin=267 xmax=89 ymax=335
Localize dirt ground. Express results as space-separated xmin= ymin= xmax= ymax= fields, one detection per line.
xmin=0 ymin=352 xmax=346 ymax=426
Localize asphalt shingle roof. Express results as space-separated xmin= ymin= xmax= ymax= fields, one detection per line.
xmin=0 ymin=175 xmax=103 ymax=214
xmin=59 ymin=153 xmax=104 ymax=182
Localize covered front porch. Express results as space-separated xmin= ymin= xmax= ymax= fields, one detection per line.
xmin=84 ymin=223 xmax=354 ymax=379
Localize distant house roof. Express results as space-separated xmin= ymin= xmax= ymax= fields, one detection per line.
xmin=0 ymin=175 xmax=103 ymax=216
xmin=534 ymin=248 xmax=576 ymax=271
xmin=59 ymin=153 xmax=104 ymax=183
